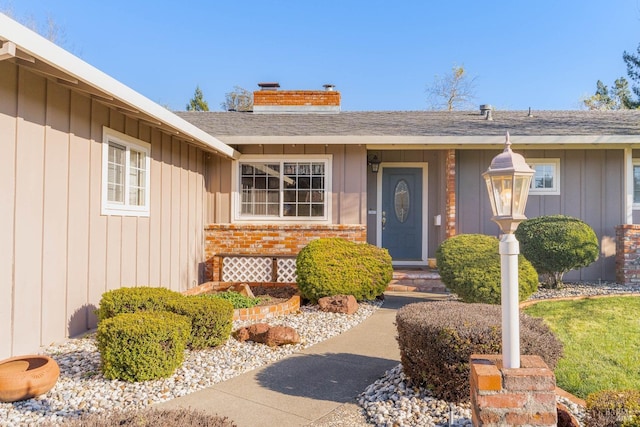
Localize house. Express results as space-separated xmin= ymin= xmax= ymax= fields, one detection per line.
xmin=178 ymin=92 xmax=640 ymax=290
xmin=2 ymin=13 xmax=640 ymax=359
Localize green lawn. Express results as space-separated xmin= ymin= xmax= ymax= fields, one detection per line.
xmin=523 ymin=296 xmax=640 ymax=399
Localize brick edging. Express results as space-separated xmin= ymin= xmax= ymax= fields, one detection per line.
xmin=182 ymin=282 xmax=301 ymax=322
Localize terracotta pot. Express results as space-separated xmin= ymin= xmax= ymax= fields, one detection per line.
xmin=0 ymin=355 xmax=60 ymax=402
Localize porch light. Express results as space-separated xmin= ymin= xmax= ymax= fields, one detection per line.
xmin=368 ymin=154 xmax=381 ymax=173
xmin=482 ymin=133 xmax=535 ymax=234
xmin=482 ymin=132 xmax=534 ymax=369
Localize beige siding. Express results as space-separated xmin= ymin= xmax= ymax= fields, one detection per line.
xmin=0 ymin=62 xmax=213 ymax=358
xmin=0 ymin=61 xmax=17 ymax=355
xmin=457 ymin=148 xmax=624 ymax=282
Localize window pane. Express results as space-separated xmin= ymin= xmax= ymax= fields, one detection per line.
xmin=240 ymin=162 xmax=281 ymax=216
xmin=634 ymin=165 xmax=640 ymax=204
xmin=532 ymin=164 xmax=555 ymax=190
xmin=128 ymin=149 xmax=147 ymax=206
xmin=107 ymin=144 xmax=125 ymax=203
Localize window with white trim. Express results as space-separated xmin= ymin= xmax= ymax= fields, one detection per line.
xmin=236 ymin=155 xmax=331 ymax=220
xmin=101 ymin=128 xmax=151 ymax=216
xmin=528 ymin=159 xmax=560 ymax=195
xmin=633 ymin=160 xmax=640 ymax=207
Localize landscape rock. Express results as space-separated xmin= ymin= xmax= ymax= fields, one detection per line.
xmin=318 ymin=295 xmax=359 ymax=315
xmin=227 ymin=283 xmax=255 ymax=298
xmin=233 ymin=323 xmax=300 ymax=347
xmin=264 ymin=326 xmax=301 ymax=347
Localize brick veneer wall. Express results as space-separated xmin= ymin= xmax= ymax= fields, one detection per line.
xmin=204 ymin=224 xmax=366 ymax=281
xmin=616 ymin=224 xmax=640 ymax=285
xmin=470 ymin=354 xmax=557 ymax=427
xmin=253 ymin=90 xmax=341 ymax=107
xmin=445 ymin=149 xmax=457 ymax=238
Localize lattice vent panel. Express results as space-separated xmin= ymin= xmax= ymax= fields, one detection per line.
xmin=222 ymin=257 xmax=272 ymax=282
xmin=276 ymin=258 xmax=297 ymax=283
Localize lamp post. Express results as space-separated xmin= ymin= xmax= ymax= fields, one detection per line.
xmin=482 ymin=133 xmax=534 ymax=369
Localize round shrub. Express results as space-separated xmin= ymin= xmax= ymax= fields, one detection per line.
xmin=435 ymin=234 xmax=538 ymax=304
xmin=296 ymin=238 xmax=392 ymax=303
xmin=396 ymin=301 xmax=563 ymax=403
xmin=96 ymin=286 xmax=182 ymax=323
xmin=168 ymin=297 xmax=234 ymax=349
xmin=515 ymin=215 xmax=599 ymax=287
xmin=41 ymin=408 xmax=237 ymax=427
xmin=585 ymin=389 xmax=640 ymax=427
xmin=97 ymin=311 xmax=191 ymax=382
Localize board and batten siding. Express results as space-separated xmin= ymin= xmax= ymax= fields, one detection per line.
xmin=457 ymin=148 xmax=624 ymax=282
xmin=214 ymin=144 xmax=368 ymax=225
xmin=0 ymin=62 xmax=212 ymax=358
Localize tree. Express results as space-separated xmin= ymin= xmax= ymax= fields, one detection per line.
xmin=426 ymin=65 xmax=477 ymax=111
xmin=623 ymin=44 xmax=640 ymax=101
xmin=583 ymin=78 xmax=632 ymax=110
xmin=220 ymin=86 xmax=253 ymax=112
xmin=186 ymin=86 xmax=209 ymax=111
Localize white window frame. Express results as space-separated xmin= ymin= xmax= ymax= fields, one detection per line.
xmin=101 ymin=127 xmax=151 ymax=217
xmin=633 ymin=160 xmax=640 ymax=209
xmin=528 ymin=158 xmax=560 ymax=195
xmin=233 ymin=154 xmax=332 ymax=223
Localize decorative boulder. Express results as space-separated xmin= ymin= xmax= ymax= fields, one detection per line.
xmin=234 ymin=323 xmax=300 ymax=347
xmin=227 ymin=283 xmax=255 ymax=298
xmin=0 ymin=355 xmax=60 ymax=402
xmin=318 ymin=295 xmax=359 ymax=315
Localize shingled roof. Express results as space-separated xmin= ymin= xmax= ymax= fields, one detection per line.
xmin=176 ymin=110 xmax=640 ymax=138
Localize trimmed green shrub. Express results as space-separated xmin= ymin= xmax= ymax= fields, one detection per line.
xmin=97 ymin=311 xmax=191 ymax=382
xmin=167 ymin=297 xmax=233 ymax=349
xmin=296 ymin=237 xmax=392 ymax=303
xmin=199 ymin=291 xmax=261 ymax=309
xmin=41 ymin=408 xmax=237 ymax=427
xmin=624 ymin=415 xmax=640 ymax=427
xmin=515 ymin=215 xmax=599 ymax=288
xmin=435 ymin=234 xmax=538 ymax=304
xmin=396 ymin=301 xmax=563 ymax=403
xmin=96 ymin=286 xmax=182 ymax=322
xmin=585 ymin=389 xmax=640 ymax=427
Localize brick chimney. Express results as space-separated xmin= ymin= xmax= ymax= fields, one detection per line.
xmin=253 ymin=83 xmax=341 ymax=114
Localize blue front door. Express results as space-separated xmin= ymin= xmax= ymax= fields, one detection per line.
xmin=381 ymin=168 xmax=423 ymax=261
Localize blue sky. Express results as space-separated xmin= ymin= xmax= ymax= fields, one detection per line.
xmin=3 ymin=1 xmax=640 ymax=111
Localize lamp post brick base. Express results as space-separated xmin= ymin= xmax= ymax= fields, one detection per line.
xmin=470 ymin=354 xmax=557 ymax=427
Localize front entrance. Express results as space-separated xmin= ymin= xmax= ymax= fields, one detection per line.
xmin=378 ymin=164 xmax=427 ymax=265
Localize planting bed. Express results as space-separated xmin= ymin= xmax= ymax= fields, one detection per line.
xmin=183 ymin=282 xmax=301 ymax=321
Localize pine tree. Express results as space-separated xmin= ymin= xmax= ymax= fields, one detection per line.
xmin=583 ymin=78 xmax=632 ymax=110
xmin=186 ymin=86 xmax=209 ymax=111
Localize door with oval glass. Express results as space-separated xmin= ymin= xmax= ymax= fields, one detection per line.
xmin=381 ymin=167 xmax=423 ymax=261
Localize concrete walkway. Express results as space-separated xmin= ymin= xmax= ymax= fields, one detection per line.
xmin=156 ymin=292 xmax=448 ymax=426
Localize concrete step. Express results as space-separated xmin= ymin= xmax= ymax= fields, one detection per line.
xmin=387 ymin=269 xmax=448 ymax=293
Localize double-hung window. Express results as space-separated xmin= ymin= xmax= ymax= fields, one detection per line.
xmin=528 ymin=159 xmax=560 ymax=195
xmin=236 ymin=155 xmax=331 ymax=221
xmin=101 ymin=128 xmax=151 ymax=216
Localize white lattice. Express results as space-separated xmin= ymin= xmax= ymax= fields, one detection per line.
xmin=222 ymin=257 xmax=272 ymax=282
xmin=276 ymin=258 xmax=297 ymax=283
